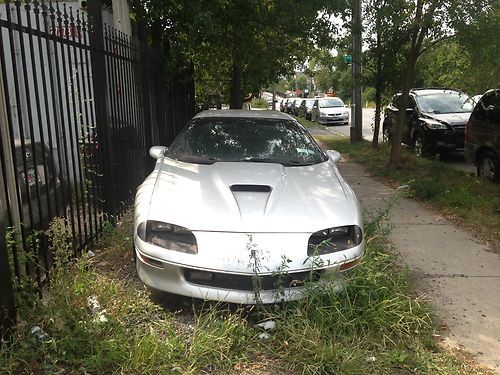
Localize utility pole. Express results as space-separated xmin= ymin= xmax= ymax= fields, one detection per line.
xmin=350 ymin=0 xmax=363 ymax=142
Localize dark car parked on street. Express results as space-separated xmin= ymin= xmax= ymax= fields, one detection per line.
xmin=383 ymin=88 xmax=475 ymax=156
xmin=291 ymin=98 xmax=301 ymax=116
xmin=7 ymin=140 xmax=65 ymax=231
xmin=298 ymin=98 xmax=315 ymax=120
xmin=280 ymin=99 xmax=286 ymax=112
xmin=464 ymin=89 xmax=500 ymax=181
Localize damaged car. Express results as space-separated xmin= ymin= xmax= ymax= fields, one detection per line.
xmin=133 ymin=110 xmax=365 ymax=304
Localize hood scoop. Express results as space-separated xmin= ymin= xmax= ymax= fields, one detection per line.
xmin=230 ymin=185 xmax=273 ymax=219
xmin=230 ymin=184 xmax=272 ymax=193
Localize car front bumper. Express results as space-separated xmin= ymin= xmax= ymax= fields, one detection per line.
xmin=422 ymin=127 xmax=465 ymax=152
xmin=134 ymin=241 xmax=361 ymax=304
xmin=318 ymin=114 xmax=349 ymax=125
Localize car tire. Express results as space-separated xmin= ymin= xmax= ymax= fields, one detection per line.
xmin=477 ymin=151 xmax=499 ymax=182
xmin=413 ymin=133 xmax=427 ymax=157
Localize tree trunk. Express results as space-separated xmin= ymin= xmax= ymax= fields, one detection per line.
xmin=372 ymin=83 xmax=382 ymax=149
xmin=389 ymin=0 xmax=435 ymax=167
xmin=229 ymin=56 xmax=243 ymax=109
xmin=372 ymin=15 xmax=383 ymax=150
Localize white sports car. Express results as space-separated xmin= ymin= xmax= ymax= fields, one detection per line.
xmin=133 ymin=110 xmax=364 ymax=304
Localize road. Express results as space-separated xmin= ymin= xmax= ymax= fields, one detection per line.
xmin=322 ymin=108 xmax=379 ymax=141
xmin=321 ymin=108 xmax=475 ymax=174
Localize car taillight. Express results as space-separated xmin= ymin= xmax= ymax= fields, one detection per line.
xmin=465 ymin=120 xmax=471 ymax=142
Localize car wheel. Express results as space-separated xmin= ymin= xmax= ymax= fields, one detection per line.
xmin=414 ymin=133 xmax=427 ymax=157
xmin=477 ymin=152 xmax=499 ymax=182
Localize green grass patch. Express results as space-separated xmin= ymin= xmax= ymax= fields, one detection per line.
xmin=317 ymin=136 xmax=500 ymax=249
xmin=0 ymin=211 xmax=491 ymax=374
xmin=294 ymin=115 xmax=325 ymax=128
xmin=251 ymin=98 xmax=269 ymax=109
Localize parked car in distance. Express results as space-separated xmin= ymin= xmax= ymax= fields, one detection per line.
xmin=465 ymin=89 xmax=500 ymax=181
xmin=290 ymin=98 xmax=302 ymax=116
xmin=11 ymin=140 xmax=64 ymax=230
xmin=280 ymin=99 xmax=286 ymax=112
xmin=298 ymin=98 xmax=315 ymax=120
xmin=285 ymin=99 xmax=294 ymax=114
xmin=383 ymin=88 xmax=474 ymax=156
xmin=133 ymin=110 xmax=365 ymax=304
xmin=311 ymin=97 xmax=349 ymax=125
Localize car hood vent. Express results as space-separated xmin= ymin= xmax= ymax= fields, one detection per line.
xmin=230 ymin=184 xmax=272 ymax=193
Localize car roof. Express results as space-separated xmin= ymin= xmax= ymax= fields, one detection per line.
xmin=193 ymin=109 xmax=295 ymax=121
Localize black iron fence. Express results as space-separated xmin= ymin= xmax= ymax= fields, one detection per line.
xmin=0 ymin=0 xmax=195 ymax=334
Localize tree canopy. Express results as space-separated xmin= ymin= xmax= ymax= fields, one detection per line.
xmin=131 ymin=0 xmax=350 ymax=108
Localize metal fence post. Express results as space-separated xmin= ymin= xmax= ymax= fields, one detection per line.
xmin=0 ymin=62 xmax=16 ymax=337
xmin=88 ymin=0 xmax=116 ymax=224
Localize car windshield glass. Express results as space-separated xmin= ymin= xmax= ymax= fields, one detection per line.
xmin=167 ymin=117 xmax=326 ymax=166
xmin=318 ymin=98 xmax=344 ymax=108
xmin=416 ymin=92 xmax=474 ymax=114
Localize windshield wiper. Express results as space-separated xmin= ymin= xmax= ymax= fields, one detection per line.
xmin=237 ymin=157 xmax=316 ymax=166
xmin=168 ymin=153 xmax=219 ymax=165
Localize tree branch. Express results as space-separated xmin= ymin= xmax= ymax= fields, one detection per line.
xmin=418 ymin=34 xmax=456 ymax=57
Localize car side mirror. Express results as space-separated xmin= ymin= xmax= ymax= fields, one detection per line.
xmin=326 ymin=150 xmax=341 ymax=163
xmin=149 ymin=146 xmax=166 ymax=159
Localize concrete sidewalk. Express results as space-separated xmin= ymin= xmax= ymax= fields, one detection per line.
xmin=335 ymin=156 xmax=500 ymax=372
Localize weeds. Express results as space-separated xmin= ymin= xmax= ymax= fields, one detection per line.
xmin=0 ymin=209 xmax=490 ymax=374
xmin=247 ymin=234 xmax=263 ymax=305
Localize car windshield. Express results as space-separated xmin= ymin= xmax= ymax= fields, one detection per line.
xmin=318 ymin=98 xmax=344 ymax=108
xmin=167 ymin=117 xmax=326 ymax=166
xmin=416 ymin=92 xmax=474 ymax=114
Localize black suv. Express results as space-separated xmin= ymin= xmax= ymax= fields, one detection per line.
xmin=383 ymin=88 xmax=475 ymax=156
xmin=465 ymin=89 xmax=500 ymax=181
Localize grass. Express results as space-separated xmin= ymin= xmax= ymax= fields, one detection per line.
xmin=294 ymin=114 xmax=325 ymax=128
xmin=317 ymin=136 xmax=500 ymax=250
xmin=0 ymin=209 xmax=492 ymax=374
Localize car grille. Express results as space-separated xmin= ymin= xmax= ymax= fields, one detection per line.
xmin=182 ymin=268 xmax=323 ymax=291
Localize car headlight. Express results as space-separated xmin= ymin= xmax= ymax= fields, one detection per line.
xmin=423 ymin=120 xmax=447 ymax=130
xmin=137 ymin=220 xmax=198 ymax=254
xmin=319 ymin=112 xmax=327 ymax=117
xmin=308 ymin=225 xmax=363 ymax=255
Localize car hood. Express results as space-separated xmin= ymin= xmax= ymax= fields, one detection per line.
xmin=143 ymin=158 xmax=357 ymax=233
xmin=424 ymin=112 xmax=470 ymax=126
xmin=319 ymin=107 xmax=348 ymax=115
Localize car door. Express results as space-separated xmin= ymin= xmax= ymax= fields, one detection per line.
xmin=404 ymin=96 xmax=419 ymax=144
